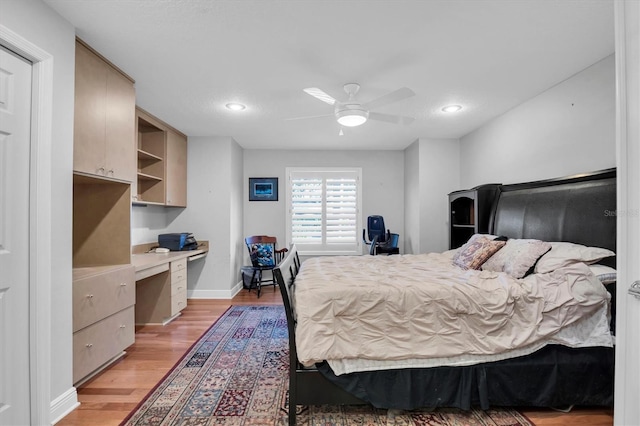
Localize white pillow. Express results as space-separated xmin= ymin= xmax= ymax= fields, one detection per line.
xmin=534 ymin=242 xmax=615 ymax=274
xmin=482 ymin=238 xmax=551 ymax=279
xmin=589 ymin=264 xmax=617 ymax=284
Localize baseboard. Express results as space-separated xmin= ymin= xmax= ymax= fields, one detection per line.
xmin=187 ymin=282 xmax=243 ymax=299
xmin=50 ymin=386 xmax=79 ymax=425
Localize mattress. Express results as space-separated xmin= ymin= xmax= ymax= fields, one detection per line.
xmin=294 ymin=252 xmax=612 ymax=371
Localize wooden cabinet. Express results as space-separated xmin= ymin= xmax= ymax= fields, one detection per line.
xmin=135 ymin=258 xmax=188 ymax=325
xmin=74 ymin=39 xmax=135 ymax=182
xmin=449 ymin=184 xmax=501 ymax=249
xmin=134 ymin=107 xmax=188 ymax=206
xmin=72 ymin=265 xmax=135 ymax=384
xmin=165 ymin=130 xmax=188 ymax=207
xmin=72 ymin=39 xmax=135 ymax=383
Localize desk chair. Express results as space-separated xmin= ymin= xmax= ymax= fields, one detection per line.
xmin=244 ymin=235 xmax=288 ymax=297
xmin=374 ymin=232 xmax=400 ymax=255
xmin=363 ymin=215 xmax=399 ymax=255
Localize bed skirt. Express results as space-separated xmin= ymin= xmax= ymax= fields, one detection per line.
xmin=317 ymin=345 xmax=614 ymax=410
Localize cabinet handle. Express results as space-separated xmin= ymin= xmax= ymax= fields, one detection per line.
xmin=107 ymin=169 xmax=114 ymax=176
xmin=120 ymin=283 xmax=127 ymax=287
xmin=119 ymin=325 xmax=126 ymax=329
xmin=97 ymin=167 xmax=105 ymax=174
xmin=177 ymin=275 xmax=183 ymax=280
xmin=86 ymin=294 xmax=94 ymax=299
xmin=85 ymin=343 xmax=93 ymax=348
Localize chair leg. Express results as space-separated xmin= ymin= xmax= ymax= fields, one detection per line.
xmin=257 ymin=270 xmax=262 ymax=298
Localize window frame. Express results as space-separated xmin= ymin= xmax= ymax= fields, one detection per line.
xmin=286 ymin=167 xmax=362 ymax=256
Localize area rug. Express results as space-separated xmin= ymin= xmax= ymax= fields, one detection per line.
xmin=121 ymin=305 xmax=533 ymax=425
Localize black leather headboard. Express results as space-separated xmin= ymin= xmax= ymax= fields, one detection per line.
xmin=490 ymin=169 xmax=616 ymax=267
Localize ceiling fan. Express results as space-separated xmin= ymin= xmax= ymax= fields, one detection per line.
xmin=288 ymin=83 xmax=416 ymax=128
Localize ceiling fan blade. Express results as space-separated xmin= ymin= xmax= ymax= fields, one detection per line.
xmin=284 ymin=113 xmax=334 ymax=121
xmin=303 ymin=87 xmax=337 ymax=105
xmin=369 ymin=112 xmax=415 ymax=125
xmin=362 ymin=87 xmax=415 ymax=110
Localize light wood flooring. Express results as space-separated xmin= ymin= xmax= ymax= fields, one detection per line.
xmin=56 ymin=286 xmax=613 ymax=426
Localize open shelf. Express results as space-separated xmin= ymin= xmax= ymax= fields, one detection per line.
xmin=136 ymin=109 xmax=166 ymax=204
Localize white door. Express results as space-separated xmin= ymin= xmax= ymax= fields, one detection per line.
xmin=0 ymin=47 xmax=32 ymax=425
xmin=614 ymin=2 xmax=640 ymax=425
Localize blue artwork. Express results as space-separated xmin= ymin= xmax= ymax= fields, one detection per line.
xmin=249 ymin=178 xmax=278 ymax=201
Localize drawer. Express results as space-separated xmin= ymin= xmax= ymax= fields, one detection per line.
xmin=171 ymin=289 xmax=187 ymax=315
xmin=170 ymin=258 xmax=187 ymax=273
xmin=171 ymin=275 xmax=187 ymax=296
xmin=73 ymin=265 xmax=135 ymax=332
xmin=171 ymin=268 xmax=187 ymax=286
xmin=73 ymin=306 xmax=135 ymax=384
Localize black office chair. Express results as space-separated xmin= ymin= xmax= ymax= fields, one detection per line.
xmin=363 ymin=216 xmax=400 ymax=255
xmin=375 ymin=232 xmax=400 ymax=255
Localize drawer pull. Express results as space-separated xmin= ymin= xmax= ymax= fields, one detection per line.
xmin=119 ymin=325 xmax=126 ymax=329
xmin=120 ymin=283 xmax=127 ymax=287
xmin=86 ymin=294 xmax=94 ymax=299
xmin=85 ymin=343 xmax=93 ymax=348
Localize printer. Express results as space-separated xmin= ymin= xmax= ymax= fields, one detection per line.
xmin=158 ymin=233 xmax=198 ymax=251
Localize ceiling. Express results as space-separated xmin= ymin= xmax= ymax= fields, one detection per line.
xmin=43 ymin=0 xmax=614 ymax=150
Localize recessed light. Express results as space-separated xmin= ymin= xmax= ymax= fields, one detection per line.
xmin=226 ymin=103 xmax=246 ymax=111
xmin=442 ymin=105 xmax=462 ymax=113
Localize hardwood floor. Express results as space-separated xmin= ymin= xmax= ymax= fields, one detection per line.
xmin=57 ymin=286 xmax=613 ymax=425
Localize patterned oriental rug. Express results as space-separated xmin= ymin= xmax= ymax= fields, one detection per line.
xmin=121 ymin=305 xmax=533 ymax=425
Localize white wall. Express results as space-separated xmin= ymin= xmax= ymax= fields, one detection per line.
xmin=418 ymin=138 xmax=461 ymax=253
xmin=244 ymin=149 xmax=405 ymax=257
xmin=404 ymin=138 xmax=460 ymax=254
xmin=460 ymin=54 xmax=616 ymax=188
xmin=404 ymin=140 xmax=420 ymax=254
xmin=1 ymin=0 xmax=76 ymax=420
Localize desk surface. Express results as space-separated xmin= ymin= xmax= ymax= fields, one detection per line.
xmin=132 ymin=248 xmax=207 ymax=272
xmin=73 ymin=242 xmax=209 ymax=281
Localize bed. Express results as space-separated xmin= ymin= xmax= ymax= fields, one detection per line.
xmin=273 ymin=168 xmax=616 ymax=426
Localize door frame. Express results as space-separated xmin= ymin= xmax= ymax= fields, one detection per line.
xmin=614 ymin=1 xmax=640 ymax=425
xmin=0 ymin=24 xmax=53 ymax=425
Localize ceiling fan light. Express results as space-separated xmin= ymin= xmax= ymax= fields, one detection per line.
xmin=336 ymin=109 xmax=368 ymax=127
xmin=226 ymin=102 xmax=246 ymax=111
xmin=442 ymin=104 xmax=462 ymax=113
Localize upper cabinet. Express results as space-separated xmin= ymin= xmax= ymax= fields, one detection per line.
xmin=74 ymin=39 xmax=136 ymax=182
xmin=165 ymin=130 xmax=187 ymax=207
xmin=134 ymin=107 xmax=188 ymax=207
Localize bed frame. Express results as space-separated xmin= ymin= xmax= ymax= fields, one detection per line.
xmin=273 ymin=168 xmax=616 ymax=426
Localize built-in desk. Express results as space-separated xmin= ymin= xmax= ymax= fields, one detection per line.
xmin=132 ymin=241 xmax=208 ymax=325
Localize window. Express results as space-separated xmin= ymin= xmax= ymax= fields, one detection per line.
xmin=286 ymin=167 xmax=362 ymax=255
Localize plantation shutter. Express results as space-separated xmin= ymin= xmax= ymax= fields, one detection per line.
xmin=287 ymin=168 xmax=361 ymax=255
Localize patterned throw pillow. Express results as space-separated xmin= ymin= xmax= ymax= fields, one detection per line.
xmin=452 ymin=235 xmax=506 ymax=270
xmin=249 ymin=243 xmax=275 ymax=267
xmin=482 ymin=239 xmax=552 ymax=279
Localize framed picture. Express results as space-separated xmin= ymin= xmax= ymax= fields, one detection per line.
xmin=249 ymin=177 xmax=278 ymax=201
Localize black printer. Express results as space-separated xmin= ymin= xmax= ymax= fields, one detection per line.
xmin=158 ymin=233 xmax=198 ymax=251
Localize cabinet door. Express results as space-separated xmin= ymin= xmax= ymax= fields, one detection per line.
xmin=104 ymin=66 xmax=136 ymax=182
xmin=74 ymin=41 xmax=107 ymax=176
xmin=165 ymin=130 xmax=187 ymax=207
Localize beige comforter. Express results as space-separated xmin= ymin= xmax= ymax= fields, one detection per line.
xmin=294 ymin=252 xmax=610 ymax=367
